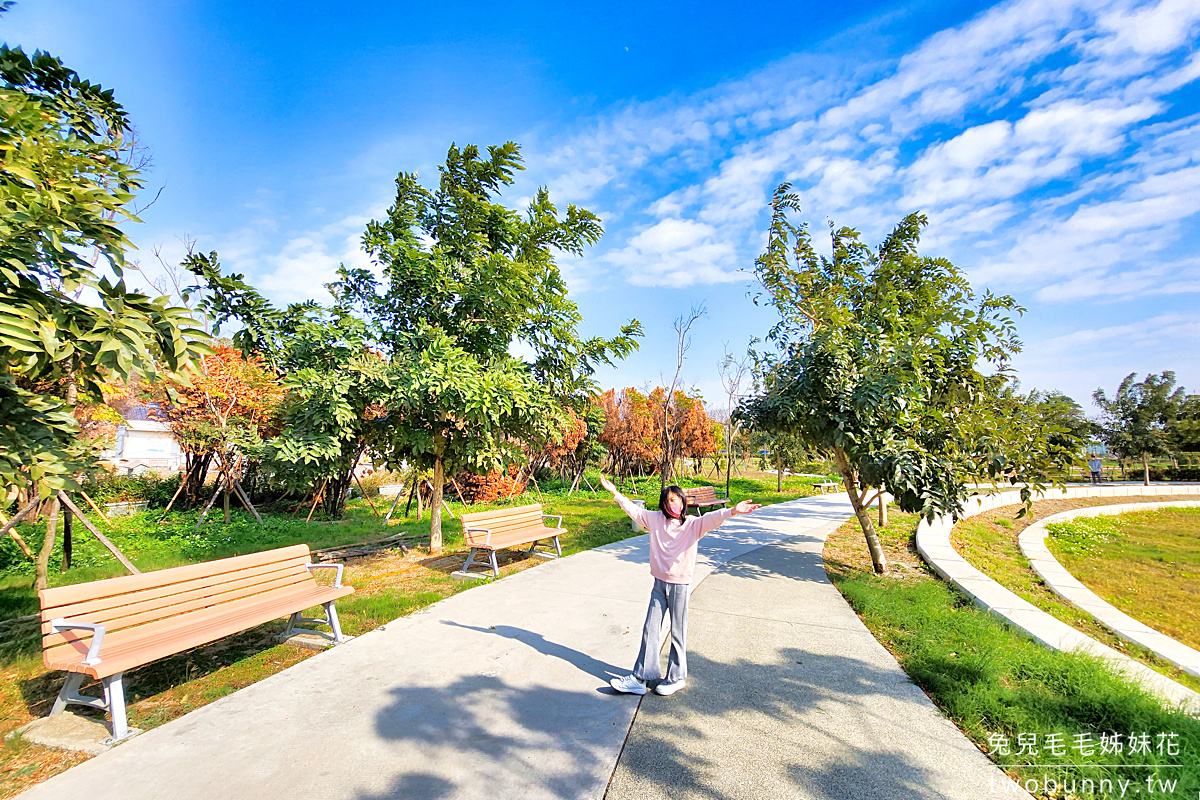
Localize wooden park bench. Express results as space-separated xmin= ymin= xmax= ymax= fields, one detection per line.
xmin=459 ymin=503 xmax=564 ymax=578
xmin=38 ymin=544 xmax=353 ymax=742
xmin=683 ymin=486 xmax=727 ymax=514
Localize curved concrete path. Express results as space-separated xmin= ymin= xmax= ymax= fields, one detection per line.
xmin=1019 ymin=501 xmax=1200 ymax=679
xmin=915 ymin=485 xmax=1200 ymax=714
xmin=22 ymin=494 xmax=1022 ymax=800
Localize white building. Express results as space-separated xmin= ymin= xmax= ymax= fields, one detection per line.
xmin=107 ymin=419 xmax=184 ymax=475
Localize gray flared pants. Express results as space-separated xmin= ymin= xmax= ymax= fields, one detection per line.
xmin=632 ymin=578 xmax=690 ymax=683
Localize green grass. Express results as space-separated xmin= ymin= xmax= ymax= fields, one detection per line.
xmin=950 ymin=499 xmax=1200 ymax=694
xmin=826 ymin=512 xmax=1200 ymax=799
xmin=1048 ymin=508 xmax=1200 ymax=652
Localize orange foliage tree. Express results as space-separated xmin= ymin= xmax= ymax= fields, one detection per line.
xmin=153 ymin=344 xmax=284 ymax=508
xmin=598 ymin=388 xmax=716 ymax=481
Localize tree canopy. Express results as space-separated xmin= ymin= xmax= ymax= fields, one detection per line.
xmin=328 ymin=142 xmax=641 ymax=551
xmin=738 ymin=184 xmax=1076 ymax=573
xmin=0 ymin=42 xmax=205 ymax=500
xmin=1093 ymin=371 xmax=1184 ymax=485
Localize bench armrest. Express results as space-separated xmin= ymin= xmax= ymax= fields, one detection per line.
xmin=306 ymin=562 xmax=344 ymax=588
xmin=541 ymin=515 xmax=563 ymax=529
xmin=464 ymin=527 xmax=492 ymax=545
xmin=49 ymin=618 xmax=106 ymax=666
xmin=714 ymin=491 xmax=727 ymax=500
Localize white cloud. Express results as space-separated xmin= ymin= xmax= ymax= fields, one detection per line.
xmin=606 ymin=218 xmax=742 ymax=287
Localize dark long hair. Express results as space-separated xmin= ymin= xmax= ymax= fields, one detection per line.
xmin=659 ymin=485 xmax=688 ymax=521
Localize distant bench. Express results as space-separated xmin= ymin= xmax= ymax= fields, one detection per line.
xmin=39 ymin=544 xmax=353 ymax=742
xmin=684 ymin=486 xmax=727 ymax=514
xmin=814 ymin=481 xmax=841 ymax=494
xmin=459 ymin=503 xmax=564 ymax=578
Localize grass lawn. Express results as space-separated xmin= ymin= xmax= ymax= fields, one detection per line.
xmin=949 ymin=495 xmax=1200 ymax=694
xmin=0 ymin=471 xmax=824 ymax=798
xmin=825 ymin=507 xmax=1200 ymax=800
xmin=1047 ymin=507 xmax=1200 ymax=652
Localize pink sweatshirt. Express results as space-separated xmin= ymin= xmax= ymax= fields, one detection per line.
xmin=614 ymin=492 xmax=734 ymax=584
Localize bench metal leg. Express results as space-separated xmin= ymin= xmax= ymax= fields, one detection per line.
xmin=102 ymin=673 xmax=131 ymax=742
xmin=323 ymin=601 xmax=345 ymax=644
xmin=489 ymin=550 xmax=499 ymax=577
xmin=463 ymin=547 xmax=480 ymax=572
xmin=51 ymin=672 xmax=133 ymax=743
xmin=50 ymin=672 xmax=102 ymax=716
xmin=278 ymin=603 xmax=347 ymax=645
xmin=524 ymin=537 xmax=562 ymax=559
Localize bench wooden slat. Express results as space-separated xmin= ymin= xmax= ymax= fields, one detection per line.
xmin=40 ymin=558 xmax=312 ymax=632
xmin=46 ymin=584 xmax=353 ymax=678
xmin=39 ymin=545 xmax=314 ymax=611
xmin=41 ymin=569 xmax=314 ymax=643
xmin=44 ymin=581 xmax=350 ymax=663
xmin=457 ymin=504 xmax=563 ymax=576
xmin=464 ymin=526 xmax=563 ymax=550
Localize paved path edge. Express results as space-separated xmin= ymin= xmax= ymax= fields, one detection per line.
xmin=914 ymin=485 xmax=1200 ymax=715
xmin=1018 ymin=501 xmax=1200 ymax=679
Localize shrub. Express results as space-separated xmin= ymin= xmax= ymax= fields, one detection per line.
xmin=84 ymin=474 xmax=181 ymax=507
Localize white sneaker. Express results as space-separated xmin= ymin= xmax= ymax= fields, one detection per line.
xmin=655 ymin=679 xmax=685 ymax=696
xmin=610 ymin=674 xmax=647 ymax=695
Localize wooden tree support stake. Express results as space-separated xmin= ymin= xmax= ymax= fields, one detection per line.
xmin=158 ymin=463 xmax=195 ymax=520
xmin=450 ymin=478 xmax=469 ymax=507
xmin=78 ymin=490 xmax=111 ymax=526
xmin=57 ymin=491 xmax=139 ymax=574
xmin=231 ymin=480 xmax=264 ymax=524
xmin=195 ymin=480 xmax=225 ymax=530
xmin=354 ymin=474 xmax=381 ymax=517
xmin=0 ymin=496 xmax=39 ymax=559
xmin=384 ymin=489 xmax=404 ymax=525
xmin=306 ymin=479 xmax=329 ymax=524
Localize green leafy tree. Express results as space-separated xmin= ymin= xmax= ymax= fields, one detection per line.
xmin=186 ymin=251 xmax=389 ymax=519
xmin=738 ymin=184 xmax=1074 ymax=574
xmin=0 ymin=37 xmax=204 ymax=503
xmin=1093 ymin=372 xmax=1184 ymax=485
xmin=331 ymin=142 xmax=640 ymax=552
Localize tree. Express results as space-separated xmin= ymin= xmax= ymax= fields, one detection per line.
xmin=1093 ymin=372 xmax=1183 ymax=485
xmin=717 ymin=345 xmax=751 ymax=497
xmin=0 ymin=40 xmax=204 ymax=501
xmin=152 ymin=343 xmax=284 ymax=510
xmin=648 ymin=387 xmax=715 ymax=478
xmin=738 ymin=184 xmax=1074 ymax=574
xmin=330 ymin=143 xmax=640 ymax=552
xmin=598 ymin=387 xmax=659 ymax=479
xmin=658 ymin=305 xmax=705 ymax=488
xmin=186 ymin=252 xmax=390 ymax=520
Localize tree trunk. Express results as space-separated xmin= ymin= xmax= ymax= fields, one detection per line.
xmin=62 ymin=504 xmax=73 ymax=572
xmin=430 ymin=455 xmax=445 ymax=554
xmin=223 ymin=479 xmax=231 ymax=523
xmin=776 ymin=450 xmax=783 ymax=493
xmin=35 ymin=497 xmax=60 ymax=591
xmin=1142 ymin=452 xmax=1150 ymax=486
xmin=183 ymin=452 xmax=213 ymax=508
xmin=878 ymin=492 xmax=888 ymax=527
xmin=321 ymin=470 xmax=354 ymax=519
xmin=833 ymin=446 xmax=887 ymax=575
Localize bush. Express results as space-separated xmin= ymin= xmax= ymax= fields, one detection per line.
xmin=85 ymin=473 xmax=181 ymax=507
xmin=356 ymin=470 xmax=404 ymax=497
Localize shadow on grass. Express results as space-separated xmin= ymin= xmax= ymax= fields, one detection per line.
xmin=15 ymin=620 xmax=288 ymax=719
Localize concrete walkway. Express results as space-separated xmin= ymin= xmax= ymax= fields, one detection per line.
xmin=1019 ymin=501 xmax=1200 ymax=679
xmin=23 ymin=495 xmax=1020 ymax=800
xmin=607 ymin=513 xmax=1028 ymax=800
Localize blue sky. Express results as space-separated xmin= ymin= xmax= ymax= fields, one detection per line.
xmin=6 ymin=0 xmax=1200 ymax=412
